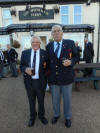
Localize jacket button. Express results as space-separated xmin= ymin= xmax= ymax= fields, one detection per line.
xmin=56 ymin=72 xmax=58 ymax=75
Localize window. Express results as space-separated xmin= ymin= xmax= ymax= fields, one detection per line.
xmin=2 ymin=8 xmax=13 ymax=26
xmin=0 ymin=36 xmax=10 ymax=50
xmin=60 ymin=6 xmax=69 ymax=25
xmin=21 ymin=36 xmax=31 ymax=51
xmin=74 ymin=5 xmax=82 ymax=24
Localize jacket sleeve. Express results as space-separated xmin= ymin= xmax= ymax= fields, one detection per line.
xmin=20 ymin=51 xmax=27 ymax=73
xmin=88 ymin=43 xmax=94 ymax=57
xmin=71 ymin=41 xmax=79 ymax=66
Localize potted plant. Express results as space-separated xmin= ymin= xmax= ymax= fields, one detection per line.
xmin=53 ymin=5 xmax=59 ymax=13
xmin=12 ymin=40 xmax=21 ymax=48
xmin=10 ymin=7 xmax=16 ymax=16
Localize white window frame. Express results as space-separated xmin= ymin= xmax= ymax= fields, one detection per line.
xmin=60 ymin=5 xmax=70 ymax=25
xmin=2 ymin=8 xmax=13 ymax=27
xmin=0 ymin=35 xmax=10 ymax=50
xmin=73 ymin=5 xmax=82 ymax=24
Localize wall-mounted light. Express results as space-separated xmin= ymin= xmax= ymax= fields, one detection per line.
xmin=25 ymin=4 xmax=31 ymax=11
xmin=30 ymin=30 xmax=34 ymax=37
xmin=43 ymin=1 xmax=46 ymax=12
xmin=86 ymin=0 xmax=91 ymax=6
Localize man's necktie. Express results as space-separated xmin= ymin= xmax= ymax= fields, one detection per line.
xmin=32 ymin=51 xmax=36 ymax=75
xmin=55 ymin=42 xmax=60 ymax=58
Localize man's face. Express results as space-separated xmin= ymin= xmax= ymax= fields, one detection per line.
xmin=52 ymin=27 xmax=63 ymax=42
xmin=7 ymin=45 xmax=10 ymax=49
xmin=31 ymin=37 xmax=40 ymax=51
xmin=84 ymin=39 xmax=88 ymax=44
xmin=75 ymin=42 xmax=78 ymax=47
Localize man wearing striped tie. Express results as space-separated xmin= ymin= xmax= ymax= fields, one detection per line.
xmin=46 ymin=25 xmax=79 ymax=128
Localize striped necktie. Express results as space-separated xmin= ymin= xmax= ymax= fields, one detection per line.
xmin=55 ymin=42 xmax=60 ymax=58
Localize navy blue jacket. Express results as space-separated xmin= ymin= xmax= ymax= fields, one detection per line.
xmin=7 ymin=48 xmax=18 ymax=63
xmin=20 ymin=49 xmax=48 ymax=90
xmin=46 ymin=39 xmax=79 ymax=85
xmin=83 ymin=42 xmax=94 ymax=61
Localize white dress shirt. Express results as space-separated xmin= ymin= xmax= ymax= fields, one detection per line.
xmin=31 ymin=49 xmax=40 ymax=79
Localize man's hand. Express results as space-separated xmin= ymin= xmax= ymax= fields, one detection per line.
xmin=25 ymin=67 xmax=32 ymax=76
xmin=63 ymin=59 xmax=72 ymax=67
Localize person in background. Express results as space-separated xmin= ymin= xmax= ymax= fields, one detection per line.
xmin=83 ymin=38 xmax=94 ymax=77
xmin=46 ymin=25 xmax=78 ymax=128
xmin=75 ymin=41 xmax=82 ymax=63
xmin=0 ymin=44 xmax=6 ymax=80
xmin=20 ymin=35 xmax=48 ymax=127
xmin=6 ymin=44 xmax=18 ymax=77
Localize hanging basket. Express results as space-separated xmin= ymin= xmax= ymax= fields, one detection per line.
xmin=12 ymin=40 xmax=20 ymax=48
xmin=10 ymin=10 xmax=16 ymax=16
xmin=53 ymin=5 xmax=59 ymax=14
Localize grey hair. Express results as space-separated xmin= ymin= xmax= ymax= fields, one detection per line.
xmin=84 ymin=37 xmax=88 ymax=41
xmin=51 ymin=25 xmax=63 ymax=33
xmin=31 ymin=35 xmax=42 ymax=44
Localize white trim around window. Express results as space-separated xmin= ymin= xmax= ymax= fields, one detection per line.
xmin=73 ymin=4 xmax=83 ymax=24
xmin=60 ymin=5 xmax=70 ymax=25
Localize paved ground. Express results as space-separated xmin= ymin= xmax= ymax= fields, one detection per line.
xmin=0 ymin=74 xmax=100 ymax=133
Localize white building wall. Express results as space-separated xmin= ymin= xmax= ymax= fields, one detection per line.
xmin=0 ymin=3 xmax=100 ymax=62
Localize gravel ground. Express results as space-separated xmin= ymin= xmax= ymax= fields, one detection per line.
xmin=0 ymin=74 xmax=100 ymax=133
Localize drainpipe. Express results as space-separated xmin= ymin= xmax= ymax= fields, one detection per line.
xmin=97 ymin=2 xmax=100 ymax=63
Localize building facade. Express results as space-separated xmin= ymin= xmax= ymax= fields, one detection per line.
xmin=0 ymin=1 xmax=99 ymax=62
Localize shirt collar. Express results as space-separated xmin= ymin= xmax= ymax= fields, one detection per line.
xmin=32 ymin=48 xmax=40 ymax=53
xmin=54 ymin=40 xmax=62 ymax=45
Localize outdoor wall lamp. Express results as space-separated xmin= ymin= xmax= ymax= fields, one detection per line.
xmin=86 ymin=0 xmax=91 ymax=5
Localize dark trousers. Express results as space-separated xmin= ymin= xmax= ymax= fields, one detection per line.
xmin=0 ymin=62 xmax=4 ymax=78
xmin=9 ymin=62 xmax=18 ymax=76
xmin=26 ymin=79 xmax=45 ymax=120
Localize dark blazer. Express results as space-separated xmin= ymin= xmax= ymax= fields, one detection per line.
xmin=83 ymin=42 xmax=94 ymax=61
xmin=7 ymin=48 xmax=18 ymax=63
xmin=46 ymin=39 xmax=79 ymax=85
xmin=20 ymin=49 xmax=48 ymax=90
xmin=75 ymin=46 xmax=82 ymax=61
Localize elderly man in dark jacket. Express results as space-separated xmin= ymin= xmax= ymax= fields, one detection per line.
xmin=83 ymin=38 xmax=94 ymax=77
xmin=20 ymin=35 xmax=48 ymax=127
xmin=0 ymin=44 xmax=5 ymax=79
xmin=7 ymin=44 xmax=18 ymax=77
xmin=46 ymin=25 xmax=78 ymax=128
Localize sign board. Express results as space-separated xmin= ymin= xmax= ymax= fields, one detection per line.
xmin=19 ymin=7 xmax=54 ymax=20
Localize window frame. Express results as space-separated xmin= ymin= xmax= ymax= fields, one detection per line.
xmin=73 ymin=5 xmax=82 ymax=24
xmin=2 ymin=8 xmax=13 ymax=27
xmin=60 ymin=5 xmax=70 ymax=25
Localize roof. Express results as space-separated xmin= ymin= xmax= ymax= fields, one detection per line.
xmin=0 ymin=0 xmax=99 ymax=6
xmin=0 ymin=23 xmax=94 ymax=35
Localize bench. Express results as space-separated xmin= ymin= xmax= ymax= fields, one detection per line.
xmin=74 ymin=63 xmax=100 ymax=91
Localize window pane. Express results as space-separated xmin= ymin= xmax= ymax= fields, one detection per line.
xmin=61 ymin=15 xmax=69 ymax=24
xmin=61 ymin=6 xmax=68 ymax=14
xmin=0 ymin=36 xmax=10 ymax=50
xmin=74 ymin=6 xmax=81 ymax=14
xmin=3 ymin=19 xmax=13 ymax=26
xmin=3 ymin=9 xmax=11 ymax=19
xmin=2 ymin=9 xmax=13 ymax=26
xmin=74 ymin=15 xmax=81 ymax=24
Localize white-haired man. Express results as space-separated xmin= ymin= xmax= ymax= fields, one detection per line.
xmin=46 ymin=25 xmax=78 ymax=128
xmin=20 ymin=35 xmax=48 ymax=127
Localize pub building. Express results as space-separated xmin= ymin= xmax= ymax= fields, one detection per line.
xmin=0 ymin=0 xmax=99 ymax=62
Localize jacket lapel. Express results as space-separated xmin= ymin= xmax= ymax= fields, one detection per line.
xmin=27 ymin=49 xmax=31 ymax=67
xmin=59 ymin=40 xmax=67 ymax=59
